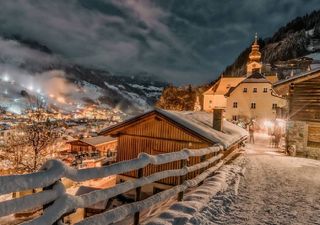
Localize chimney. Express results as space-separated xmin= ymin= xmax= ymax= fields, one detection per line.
xmin=213 ymin=108 xmax=223 ymax=131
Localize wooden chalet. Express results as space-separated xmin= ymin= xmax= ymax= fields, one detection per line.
xmin=100 ymin=109 xmax=247 ymax=192
xmin=67 ymin=136 xmax=117 ymax=160
xmin=273 ymin=68 xmax=320 ymax=158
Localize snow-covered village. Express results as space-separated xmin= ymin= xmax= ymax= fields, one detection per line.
xmin=1 ymin=1 xmax=320 ymax=225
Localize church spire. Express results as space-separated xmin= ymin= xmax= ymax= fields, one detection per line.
xmin=249 ymin=33 xmax=261 ymax=62
xmin=254 ymin=32 xmax=258 ymax=44
xmin=246 ymin=33 xmax=262 ymax=75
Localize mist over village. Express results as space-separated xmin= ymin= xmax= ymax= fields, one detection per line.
xmin=1 ymin=1 xmax=320 ymax=225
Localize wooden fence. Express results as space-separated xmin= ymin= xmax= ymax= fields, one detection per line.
xmin=0 ymin=137 xmax=245 ymax=225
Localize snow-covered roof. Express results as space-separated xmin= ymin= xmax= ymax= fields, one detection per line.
xmin=225 ymin=72 xmax=270 ymax=97
xmin=203 ymin=77 xmax=244 ymax=95
xmin=242 ymin=72 xmax=271 ymax=83
xmin=71 ymin=136 xmax=117 ymax=146
xmin=273 ymin=67 xmax=320 ymax=87
xmin=100 ymin=109 xmax=247 ymax=149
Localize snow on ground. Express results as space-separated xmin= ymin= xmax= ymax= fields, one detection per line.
xmin=189 ymin=133 xmax=320 ymax=225
xmin=146 ymin=133 xmax=320 ymax=225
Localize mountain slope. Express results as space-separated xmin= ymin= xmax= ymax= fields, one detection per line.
xmin=224 ymin=10 xmax=320 ymax=76
xmin=0 ymin=36 xmax=168 ymax=115
xmin=158 ymin=9 xmax=320 ymax=110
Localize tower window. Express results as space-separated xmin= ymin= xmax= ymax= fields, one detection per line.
xmin=251 ymin=103 xmax=256 ymax=109
xmin=243 ymin=88 xmax=247 ymax=93
xmin=253 ymin=88 xmax=257 ymax=93
xmin=233 ymin=102 xmax=238 ymax=108
xmin=263 ymin=88 xmax=268 ymax=93
xmin=272 ymin=103 xmax=277 ymax=109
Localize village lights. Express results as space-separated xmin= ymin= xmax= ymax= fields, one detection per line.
xmin=275 ymin=118 xmax=286 ymax=129
xmin=263 ymin=120 xmax=273 ymax=128
xmin=2 ymin=73 xmax=10 ymax=82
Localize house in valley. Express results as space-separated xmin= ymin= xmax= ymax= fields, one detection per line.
xmin=67 ymin=136 xmax=117 ymax=167
xmin=273 ymin=68 xmax=320 ymax=158
xmin=100 ymin=108 xmax=247 ymax=194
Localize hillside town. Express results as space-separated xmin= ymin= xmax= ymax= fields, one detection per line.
xmin=1 ymin=2 xmax=320 ymax=225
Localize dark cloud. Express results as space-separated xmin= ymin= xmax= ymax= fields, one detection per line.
xmin=0 ymin=0 xmax=318 ymax=84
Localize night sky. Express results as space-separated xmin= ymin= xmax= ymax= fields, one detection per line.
xmin=0 ymin=0 xmax=319 ymax=84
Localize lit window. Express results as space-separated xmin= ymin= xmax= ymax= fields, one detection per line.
xmin=243 ymin=88 xmax=247 ymax=93
xmin=233 ymin=102 xmax=238 ymax=108
xmin=272 ymin=103 xmax=277 ymax=109
xmin=253 ymin=88 xmax=257 ymax=93
xmin=263 ymin=88 xmax=268 ymax=93
xmin=251 ymin=103 xmax=256 ymax=109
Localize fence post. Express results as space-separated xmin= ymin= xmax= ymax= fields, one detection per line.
xmin=134 ymin=168 xmax=144 ymax=225
xmin=43 ymin=181 xmax=59 ymax=225
xmin=178 ymin=159 xmax=187 ymax=201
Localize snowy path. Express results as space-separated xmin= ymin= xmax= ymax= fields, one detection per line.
xmin=190 ymin=133 xmax=320 ymax=225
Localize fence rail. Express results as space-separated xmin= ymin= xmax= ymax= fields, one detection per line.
xmin=0 ymin=137 xmax=245 ymax=225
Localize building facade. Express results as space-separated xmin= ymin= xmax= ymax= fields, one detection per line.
xmin=202 ymin=77 xmax=245 ymax=111
xmin=225 ymin=72 xmax=286 ymax=124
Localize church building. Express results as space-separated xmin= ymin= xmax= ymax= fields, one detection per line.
xmin=224 ymin=34 xmax=286 ymax=124
xmin=202 ymin=34 xmax=278 ymax=112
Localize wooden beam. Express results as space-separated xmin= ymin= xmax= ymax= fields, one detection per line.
xmin=134 ymin=168 xmax=144 ymax=225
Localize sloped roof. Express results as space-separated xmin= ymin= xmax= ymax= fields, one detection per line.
xmin=78 ymin=136 xmax=117 ymax=146
xmin=242 ymin=72 xmax=271 ymax=83
xmin=225 ymin=72 xmax=270 ymax=96
xmin=273 ymin=67 xmax=320 ymax=87
xmin=273 ymin=68 xmax=320 ymax=95
xmin=203 ymin=77 xmax=244 ymax=95
xmin=100 ymin=109 xmax=247 ymax=149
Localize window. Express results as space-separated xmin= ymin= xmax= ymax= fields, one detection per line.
xmin=208 ymin=100 xmax=212 ymax=108
xmin=232 ymin=115 xmax=238 ymax=121
xmin=243 ymin=88 xmax=247 ymax=93
xmin=251 ymin=103 xmax=256 ymax=109
xmin=253 ymin=88 xmax=257 ymax=93
xmin=263 ymin=88 xmax=268 ymax=93
xmin=233 ymin=102 xmax=238 ymax=108
xmin=272 ymin=103 xmax=277 ymax=109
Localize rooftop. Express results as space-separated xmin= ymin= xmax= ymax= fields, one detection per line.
xmin=75 ymin=135 xmax=117 ymax=146
xmin=100 ymin=109 xmax=247 ymax=149
xmin=242 ymin=72 xmax=271 ymax=83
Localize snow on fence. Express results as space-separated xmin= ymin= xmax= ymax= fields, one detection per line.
xmin=0 ymin=140 xmax=244 ymax=225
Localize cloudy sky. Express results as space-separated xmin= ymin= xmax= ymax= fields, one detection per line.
xmin=0 ymin=0 xmax=318 ymax=84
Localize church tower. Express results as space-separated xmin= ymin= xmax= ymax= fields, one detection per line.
xmin=246 ymin=33 xmax=262 ymax=75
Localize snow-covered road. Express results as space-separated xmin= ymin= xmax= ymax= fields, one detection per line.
xmin=190 ymin=133 xmax=320 ymax=225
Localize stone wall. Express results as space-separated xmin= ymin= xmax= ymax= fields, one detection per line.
xmin=287 ymin=120 xmax=320 ymax=159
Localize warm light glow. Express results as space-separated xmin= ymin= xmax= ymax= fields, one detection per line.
xmin=2 ymin=73 xmax=10 ymax=82
xmin=57 ymin=97 xmax=66 ymax=104
xmin=263 ymin=120 xmax=273 ymax=128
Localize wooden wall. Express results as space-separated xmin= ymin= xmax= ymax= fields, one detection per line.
xmin=116 ymin=115 xmax=213 ymax=185
xmin=290 ymin=76 xmax=320 ymax=122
